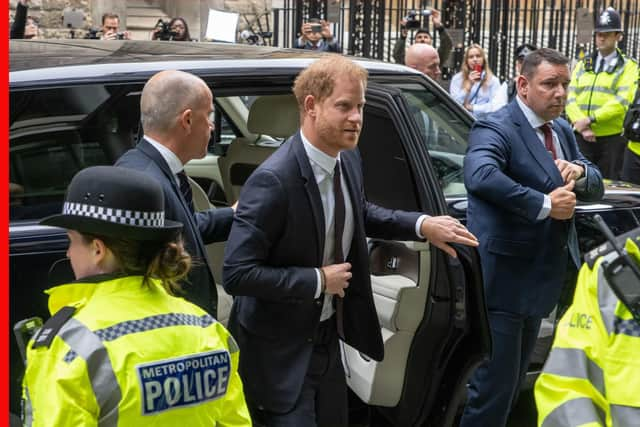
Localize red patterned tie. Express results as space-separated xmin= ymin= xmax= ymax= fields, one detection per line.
xmin=540 ymin=123 xmax=557 ymax=160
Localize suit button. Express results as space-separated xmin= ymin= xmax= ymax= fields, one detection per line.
xmin=315 ymin=300 xmax=322 ymax=306
xmin=307 ymin=338 xmax=313 ymax=343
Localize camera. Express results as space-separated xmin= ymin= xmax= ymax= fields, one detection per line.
xmin=155 ymin=19 xmax=177 ymax=41
xmin=84 ymin=28 xmax=100 ymax=39
xmin=116 ymin=32 xmax=125 ymax=40
xmin=403 ymin=9 xmax=432 ymax=30
xmin=311 ymin=24 xmax=322 ymax=33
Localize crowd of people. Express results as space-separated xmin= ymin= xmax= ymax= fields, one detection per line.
xmin=11 ymin=3 xmax=640 ymax=427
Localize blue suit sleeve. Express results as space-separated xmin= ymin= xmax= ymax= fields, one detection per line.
xmin=196 ymin=207 xmax=234 ymax=244
xmin=222 ymin=169 xmax=317 ymax=301
xmin=463 ymin=124 xmax=546 ymax=223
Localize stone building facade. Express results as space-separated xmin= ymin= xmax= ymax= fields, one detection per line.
xmin=9 ymin=0 xmax=273 ymax=41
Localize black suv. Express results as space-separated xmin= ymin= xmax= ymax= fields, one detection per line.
xmin=9 ymin=40 xmax=640 ymax=425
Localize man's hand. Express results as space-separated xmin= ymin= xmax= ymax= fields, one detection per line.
xmin=320 ymin=20 xmax=333 ymax=41
xmin=549 ymin=181 xmax=577 ymax=220
xmin=321 ymin=262 xmax=352 ymax=298
xmin=573 ymin=117 xmax=592 ymax=133
xmin=300 ymin=22 xmax=312 ymax=41
xmin=101 ymin=29 xmax=118 ymax=40
xmin=399 ymin=19 xmax=408 ymax=37
xmin=555 ymin=159 xmax=584 ymax=183
xmin=580 ymin=128 xmax=596 ymax=142
xmin=420 ymin=216 xmax=479 ymax=258
xmin=430 ymin=8 xmax=442 ymax=28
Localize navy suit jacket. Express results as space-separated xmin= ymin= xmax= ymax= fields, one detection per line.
xmin=115 ymin=139 xmax=234 ymax=316
xmin=463 ymin=101 xmax=604 ymax=317
xmin=222 ymin=132 xmax=422 ymax=412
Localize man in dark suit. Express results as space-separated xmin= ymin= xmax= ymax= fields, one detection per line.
xmin=222 ymin=55 xmax=479 ymax=426
xmin=460 ymin=48 xmax=604 ymax=427
xmin=116 ymin=70 xmax=234 ymax=316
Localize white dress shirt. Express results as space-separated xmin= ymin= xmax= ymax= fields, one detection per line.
xmin=301 ymin=132 xmax=427 ymax=321
xmin=145 ymin=135 xmax=185 ymax=186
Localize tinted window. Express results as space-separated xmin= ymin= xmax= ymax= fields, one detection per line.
xmin=359 ymin=103 xmax=420 ymax=212
xmin=397 ymin=83 xmax=470 ymax=198
xmin=10 ymin=85 xmax=142 ymax=221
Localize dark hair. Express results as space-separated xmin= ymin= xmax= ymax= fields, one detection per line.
xmin=415 ymin=28 xmax=432 ymax=38
xmin=80 ymin=232 xmax=192 ymax=295
xmin=101 ymin=13 xmax=119 ymax=25
xmin=308 ymin=17 xmax=321 ymax=24
xmin=169 ymin=17 xmax=191 ymax=41
xmin=521 ymin=48 xmax=569 ymax=79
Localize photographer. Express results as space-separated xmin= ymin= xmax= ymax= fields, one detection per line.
xmin=293 ymin=18 xmax=340 ymax=52
xmin=100 ymin=13 xmax=131 ymax=40
xmin=10 ymin=0 xmax=39 ymax=40
xmin=152 ymin=17 xmax=194 ymax=41
xmin=392 ymin=8 xmax=451 ymax=68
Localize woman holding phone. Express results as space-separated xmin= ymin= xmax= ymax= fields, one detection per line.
xmin=450 ymin=44 xmax=504 ymax=119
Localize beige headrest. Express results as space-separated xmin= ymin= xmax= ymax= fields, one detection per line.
xmin=247 ymin=94 xmax=300 ymax=138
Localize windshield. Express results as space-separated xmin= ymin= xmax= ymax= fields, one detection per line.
xmin=396 ymin=83 xmax=470 ymax=198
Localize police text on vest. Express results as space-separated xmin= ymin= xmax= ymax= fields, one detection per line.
xmin=137 ymin=350 xmax=230 ymax=414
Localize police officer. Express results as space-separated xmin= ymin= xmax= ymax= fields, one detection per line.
xmin=566 ymin=7 xmax=638 ymax=180
xmin=535 ymin=227 xmax=640 ymax=426
xmin=21 ymin=166 xmax=251 ymax=426
xmin=498 ymin=43 xmax=537 ymax=104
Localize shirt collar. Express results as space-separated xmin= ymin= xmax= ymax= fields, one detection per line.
xmin=145 ymin=135 xmax=184 ymax=175
xmin=597 ymin=50 xmax=618 ymax=67
xmin=515 ymin=95 xmax=552 ymax=129
xmin=300 ymin=130 xmax=338 ymax=176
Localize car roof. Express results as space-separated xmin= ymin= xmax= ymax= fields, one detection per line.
xmin=10 ymin=39 xmax=421 ymax=86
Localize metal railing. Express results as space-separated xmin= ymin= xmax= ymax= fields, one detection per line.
xmin=270 ymin=0 xmax=639 ymax=82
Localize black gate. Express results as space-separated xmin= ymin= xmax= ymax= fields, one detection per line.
xmin=271 ymin=0 xmax=639 ymax=81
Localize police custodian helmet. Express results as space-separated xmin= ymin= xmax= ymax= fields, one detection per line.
xmin=594 ymin=7 xmax=623 ymax=33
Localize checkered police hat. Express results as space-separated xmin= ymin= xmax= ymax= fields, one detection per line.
xmin=40 ymin=166 xmax=182 ymax=241
xmin=515 ymin=43 xmax=537 ymax=60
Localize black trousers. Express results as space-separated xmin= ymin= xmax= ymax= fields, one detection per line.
xmin=622 ymin=146 xmax=640 ymax=184
xmin=576 ymin=133 xmax=627 ymax=180
xmin=249 ymin=316 xmax=348 ymax=427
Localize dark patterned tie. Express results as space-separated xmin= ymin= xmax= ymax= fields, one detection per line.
xmin=540 ymin=123 xmax=557 ymax=160
xmin=177 ymin=170 xmax=194 ymax=213
xmin=333 ymin=160 xmax=346 ymax=339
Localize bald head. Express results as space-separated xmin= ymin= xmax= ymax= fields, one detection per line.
xmin=140 ymin=70 xmax=211 ymax=135
xmin=406 ymin=44 xmax=441 ymax=80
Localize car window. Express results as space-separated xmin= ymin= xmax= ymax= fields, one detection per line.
xmin=395 ymin=83 xmax=470 ymax=198
xmin=10 ymin=85 xmax=142 ymax=221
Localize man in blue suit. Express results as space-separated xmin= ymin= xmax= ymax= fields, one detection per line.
xmin=460 ymin=48 xmax=604 ymax=426
xmin=223 ymin=55 xmax=479 ymax=426
xmin=116 ymin=70 xmax=234 ymax=316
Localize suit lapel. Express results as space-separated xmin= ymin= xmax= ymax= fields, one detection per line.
xmin=510 ymin=103 xmax=563 ymax=184
xmin=340 ymin=151 xmax=363 ymax=244
xmin=292 ymin=134 xmax=325 ymax=261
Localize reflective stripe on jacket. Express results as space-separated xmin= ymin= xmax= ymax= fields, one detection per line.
xmin=566 ymin=50 xmax=638 ymax=137
xmin=22 ymin=275 xmax=251 ymax=426
xmin=535 ymin=239 xmax=640 ymax=427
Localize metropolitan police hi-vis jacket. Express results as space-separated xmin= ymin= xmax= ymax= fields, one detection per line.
xmin=534 ymin=236 xmax=640 ymax=427
xmin=22 ymin=274 xmax=251 ymax=426
xmin=566 ymin=48 xmax=638 ymax=137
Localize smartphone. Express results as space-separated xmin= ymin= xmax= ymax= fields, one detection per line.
xmin=473 ymin=64 xmax=483 ymax=73
xmin=311 ymin=24 xmax=322 ymax=33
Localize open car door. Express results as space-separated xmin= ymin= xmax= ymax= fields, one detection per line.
xmin=343 ymin=80 xmax=491 ymax=426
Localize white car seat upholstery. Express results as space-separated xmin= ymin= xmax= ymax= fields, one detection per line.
xmin=218 ymin=94 xmax=299 ymax=204
xmin=188 ymin=176 xmax=232 ymax=326
xmin=344 ymin=241 xmax=431 ymax=407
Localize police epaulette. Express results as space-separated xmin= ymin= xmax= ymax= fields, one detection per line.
xmin=31 ymin=306 xmax=75 ymax=349
xmin=585 ymin=228 xmax=640 ymax=269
